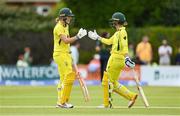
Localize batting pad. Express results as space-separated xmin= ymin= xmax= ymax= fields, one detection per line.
xmin=102 ymin=71 xmax=111 ymax=107
xmin=113 ymin=83 xmax=136 ymax=100
xmin=60 ymin=72 xmax=76 ymax=104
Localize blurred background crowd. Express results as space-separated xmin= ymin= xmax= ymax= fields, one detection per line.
xmin=0 ymin=0 xmax=180 ymax=68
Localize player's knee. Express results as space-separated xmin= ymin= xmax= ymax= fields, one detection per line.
xmin=113 ymin=83 xmax=122 ymax=91
xmin=63 ymin=72 xmax=76 ymax=85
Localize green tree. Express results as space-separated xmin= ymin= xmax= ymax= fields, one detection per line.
xmin=61 ymin=0 xmax=180 ymax=28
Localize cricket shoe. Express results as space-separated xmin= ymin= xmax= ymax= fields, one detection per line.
xmin=56 ymin=103 xmax=74 ymax=108
xmin=128 ymin=94 xmax=138 ymax=108
xmin=97 ymin=104 xmax=113 ymax=109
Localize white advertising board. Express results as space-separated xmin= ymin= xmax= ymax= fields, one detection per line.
xmin=141 ymin=66 xmax=180 ymax=86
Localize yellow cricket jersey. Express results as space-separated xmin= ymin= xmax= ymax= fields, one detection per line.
xmin=100 ymin=27 xmax=128 ymax=56
xmin=53 ymin=21 xmax=70 ymax=53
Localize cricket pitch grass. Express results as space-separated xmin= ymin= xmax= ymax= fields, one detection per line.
xmin=0 ymin=86 xmax=180 ymax=116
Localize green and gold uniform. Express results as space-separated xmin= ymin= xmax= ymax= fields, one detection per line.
xmin=53 ymin=21 xmax=75 ymax=104
xmin=101 ymin=27 xmax=136 ymax=107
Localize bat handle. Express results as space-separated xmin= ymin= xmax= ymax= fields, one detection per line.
xmin=73 ymin=63 xmax=79 ymax=72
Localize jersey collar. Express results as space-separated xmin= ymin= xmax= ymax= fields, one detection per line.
xmin=118 ymin=26 xmax=125 ymax=31
xmin=58 ymin=21 xmax=67 ymax=28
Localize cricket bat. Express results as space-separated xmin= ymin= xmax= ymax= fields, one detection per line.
xmin=132 ymin=69 xmax=149 ymax=108
xmin=78 ymin=77 xmax=90 ymax=102
xmin=73 ymin=63 xmax=90 ymax=102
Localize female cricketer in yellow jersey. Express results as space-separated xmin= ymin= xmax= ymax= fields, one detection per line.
xmin=88 ymin=12 xmax=138 ymax=108
xmin=53 ymin=8 xmax=87 ymax=108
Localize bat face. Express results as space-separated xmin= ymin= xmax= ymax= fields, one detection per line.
xmin=138 ymin=86 xmax=149 ymax=107
xmin=133 ymin=69 xmax=149 ymax=108
xmin=78 ymin=78 xmax=90 ymax=102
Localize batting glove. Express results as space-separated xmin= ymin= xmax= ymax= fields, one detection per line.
xmin=125 ymin=57 xmax=135 ymax=68
xmin=76 ymin=28 xmax=87 ymax=39
xmin=88 ymin=30 xmax=101 ymax=40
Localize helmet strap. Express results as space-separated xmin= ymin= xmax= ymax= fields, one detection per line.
xmin=112 ymin=21 xmax=119 ymax=28
xmin=62 ymin=17 xmax=68 ymax=26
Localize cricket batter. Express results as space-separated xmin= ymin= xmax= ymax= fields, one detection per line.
xmin=88 ymin=12 xmax=138 ymax=108
xmin=53 ymin=8 xmax=87 ymax=108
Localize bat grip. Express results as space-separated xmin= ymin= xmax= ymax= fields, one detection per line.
xmin=132 ymin=69 xmax=141 ymax=86
xmin=73 ymin=63 xmax=79 ymax=73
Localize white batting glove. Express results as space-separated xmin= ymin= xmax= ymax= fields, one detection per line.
xmin=88 ymin=30 xmax=101 ymax=40
xmin=125 ymin=57 xmax=135 ymax=68
xmin=76 ymin=28 xmax=87 ymax=39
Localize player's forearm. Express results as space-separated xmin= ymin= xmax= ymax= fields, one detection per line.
xmin=61 ymin=36 xmax=77 ymax=44
xmin=67 ymin=36 xmax=77 ymax=43
xmin=100 ymin=38 xmax=112 ymax=45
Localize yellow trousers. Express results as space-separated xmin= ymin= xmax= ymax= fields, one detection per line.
xmin=53 ymin=52 xmax=75 ymax=104
xmin=102 ymin=54 xmax=136 ymax=107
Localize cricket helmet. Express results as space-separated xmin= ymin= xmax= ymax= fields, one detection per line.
xmin=58 ymin=8 xmax=75 ymax=26
xmin=109 ymin=12 xmax=127 ymax=26
xmin=59 ymin=8 xmax=74 ymax=17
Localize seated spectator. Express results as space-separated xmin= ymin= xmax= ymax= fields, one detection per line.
xmin=88 ymin=54 xmax=100 ymax=73
xmin=175 ymin=47 xmax=180 ymax=65
xmin=24 ymin=47 xmax=33 ymax=65
xmin=16 ymin=54 xmax=28 ymax=67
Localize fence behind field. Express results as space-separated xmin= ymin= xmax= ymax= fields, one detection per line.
xmin=0 ymin=65 xmax=180 ymax=86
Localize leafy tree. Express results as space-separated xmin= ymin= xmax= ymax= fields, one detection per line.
xmin=61 ymin=0 xmax=180 ymax=28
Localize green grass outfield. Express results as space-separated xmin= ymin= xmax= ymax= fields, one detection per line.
xmin=0 ymin=85 xmax=180 ymax=116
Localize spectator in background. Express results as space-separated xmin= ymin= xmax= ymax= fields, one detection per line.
xmin=136 ymin=35 xmax=152 ymax=65
xmin=88 ymin=54 xmax=100 ymax=73
xmin=70 ymin=42 xmax=80 ymax=65
xmin=95 ymin=32 xmax=110 ymax=81
xmin=24 ymin=47 xmax=33 ymax=66
xmin=158 ymin=39 xmax=172 ymax=65
xmin=175 ymin=47 xmax=180 ymax=65
xmin=16 ymin=54 xmax=28 ymax=67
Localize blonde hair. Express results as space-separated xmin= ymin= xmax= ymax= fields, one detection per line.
xmin=55 ymin=17 xmax=60 ymax=23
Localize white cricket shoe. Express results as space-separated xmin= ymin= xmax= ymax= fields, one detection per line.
xmin=65 ymin=103 xmax=73 ymax=108
xmin=97 ymin=104 xmax=112 ymax=109
xmin=56 ymin=103 xmax=74 ymax=108
xmin=128 ymin=94 xmax=138 ymax=108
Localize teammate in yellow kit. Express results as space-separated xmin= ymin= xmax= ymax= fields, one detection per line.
xmin=53 ymin=8 xmax=87 ymax=108
xmin=88 ymin=12 xmax=138 ymax=108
